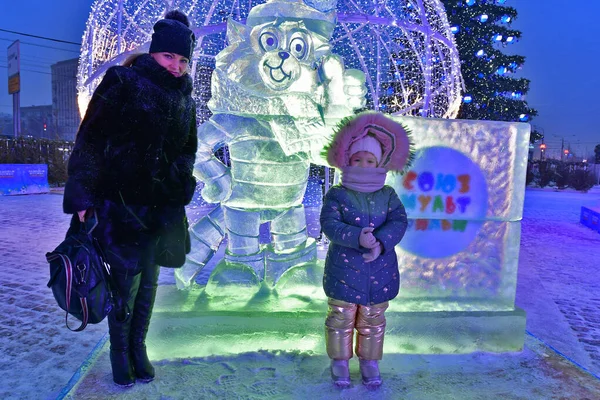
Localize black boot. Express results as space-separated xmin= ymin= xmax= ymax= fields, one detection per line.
xmin=130 ymin=263 xmax=160 ymax=382
xmin=108 ymin=271 xmax=141 ymax=387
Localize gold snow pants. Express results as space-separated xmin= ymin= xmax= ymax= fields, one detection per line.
xmin=324 ymin=298 xmax=388 ymax=360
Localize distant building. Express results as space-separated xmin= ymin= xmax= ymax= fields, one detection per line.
xmin=0 ymin=113 xmax=12 ymax=137
xmin=51 ymin=58 xmax=81 ymax=141
xmin=21 ymin=105 xmax=53 ymax=139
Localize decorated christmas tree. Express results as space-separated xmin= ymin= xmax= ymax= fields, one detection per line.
xmin=441 ymin=0 xmax=541 ymax=141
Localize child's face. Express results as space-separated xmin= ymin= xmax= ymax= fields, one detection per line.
xmin=349 ymin=151 xmax=378 ymax=168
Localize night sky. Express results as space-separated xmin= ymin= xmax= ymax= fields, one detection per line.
xmin=0 ymin=0 xmax=598 ymax=158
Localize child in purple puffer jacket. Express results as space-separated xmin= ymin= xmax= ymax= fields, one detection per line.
xmin=320 ymin=111 xmax=413 ymax=388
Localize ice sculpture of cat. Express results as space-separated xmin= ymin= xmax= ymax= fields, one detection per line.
xmin=175 ymin=0 xmax=366 ymax=290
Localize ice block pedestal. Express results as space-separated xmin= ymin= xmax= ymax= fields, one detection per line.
xmin=146 ymin=279 xmax=525 ymax=360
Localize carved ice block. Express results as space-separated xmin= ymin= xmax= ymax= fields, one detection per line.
xmin=387 ymin=116 xmax=530 ymax=313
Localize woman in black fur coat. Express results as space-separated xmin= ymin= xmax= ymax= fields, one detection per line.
xmin=63 ymin=10 xmax=197 ymax=387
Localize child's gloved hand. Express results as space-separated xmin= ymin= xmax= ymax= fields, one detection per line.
xmin=359 ymin=227 xmax=378 ymax=249
xmin=363 ymin=242 xmax=383 ymax=263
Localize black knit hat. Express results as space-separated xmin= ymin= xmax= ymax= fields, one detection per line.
xmin=149 ymin=10 xmax=195 ymax=60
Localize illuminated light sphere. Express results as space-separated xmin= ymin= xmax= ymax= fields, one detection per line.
xmin=519 ymin=114 xmax=528 ymax=122
xmin=476 ymin=49 xmax=485 ymax=57
xmin=501 ymin=15 xmax=511 ymax=23
xmin=506 ymin=36 xmax=515 ymax=43
xmin=466 ymin=0 xmax=476 ymax=6
xmin=463 ymin=95 xmax=472 ymax=103
xmin=493 ymin=33 xmax=503 ymax=41
xmin=450 ymin=25 xmax=460 ymax=34
xmin=496 ymin=66 xmax=507 ymax=75
xmin=78 ymin=0 xmax=463 ymax=120
xmin=479 ymin=14 xmax=488 ymax=23
xmin=497 ymin=0 xmax=507 ymax=4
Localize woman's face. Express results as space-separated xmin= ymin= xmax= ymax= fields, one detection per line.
xmin=349 ymin=151 xmax=378 ymax=168
xmin=150 ymin=52 xmax=189 ymax=77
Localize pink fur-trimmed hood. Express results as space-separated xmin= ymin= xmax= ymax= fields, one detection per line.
xmin=323 ymin=111 xmax=414 ymax=173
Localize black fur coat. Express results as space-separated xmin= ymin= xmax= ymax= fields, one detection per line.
xmin=63 ymin=54 xmax=197 ymax=270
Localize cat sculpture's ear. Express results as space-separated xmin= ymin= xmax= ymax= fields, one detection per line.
xmin=226 ymin=18 xmax=250 ymax=44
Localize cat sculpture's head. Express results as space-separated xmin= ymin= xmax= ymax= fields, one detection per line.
xmin=210 ymin=0 xmax=337 ymax=109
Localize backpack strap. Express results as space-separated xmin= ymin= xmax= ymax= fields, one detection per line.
xmin=49 ymin=252 xmax=89 ymax=332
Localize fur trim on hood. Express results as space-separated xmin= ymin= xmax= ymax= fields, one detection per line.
xmin=323 ymin=111 xmax=414 ymax=173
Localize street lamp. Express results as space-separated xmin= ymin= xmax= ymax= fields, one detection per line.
xmin=551 ymin=134 xmax=575 ymax=161
xmin=539 ymin=143 xmax=546 ymax=160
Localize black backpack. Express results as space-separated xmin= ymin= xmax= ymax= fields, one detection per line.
xmin=46 ymin=212 xmax=119 ymax=331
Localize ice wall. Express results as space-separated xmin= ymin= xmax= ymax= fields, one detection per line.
xmin=388 ymin=115 xmax=531 ymax=312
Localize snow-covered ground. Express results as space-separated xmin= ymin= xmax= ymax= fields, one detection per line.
xmin=516 ymin=188 xmax=600 ymax=373
xmin=0 ymin=188 xmax=599 ymax=399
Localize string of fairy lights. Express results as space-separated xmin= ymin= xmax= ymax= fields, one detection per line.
xmin=77 ymin=0 xmax=463 ymax=121
xmin=333 ymin=0 xmax=462 ymax=119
